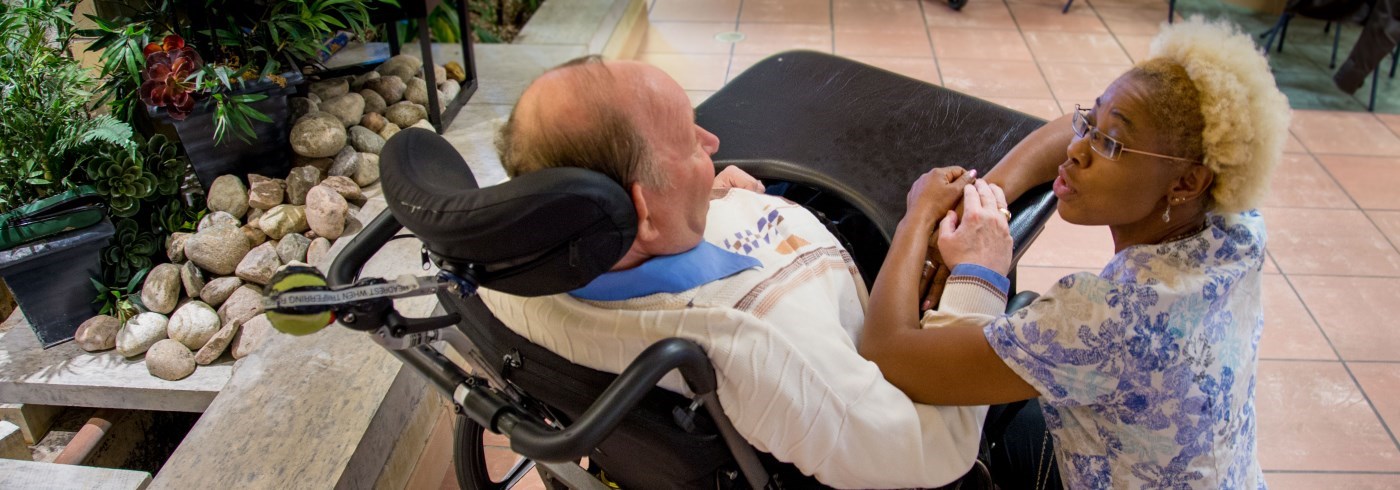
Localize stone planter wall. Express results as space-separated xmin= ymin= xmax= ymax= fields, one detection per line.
xmin=71 ymin=54 xmax=460 ymax=381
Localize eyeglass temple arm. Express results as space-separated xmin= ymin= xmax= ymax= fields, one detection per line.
xmin=1119 ymin=147 xmax=1202 ymax=164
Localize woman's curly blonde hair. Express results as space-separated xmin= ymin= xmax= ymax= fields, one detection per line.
xmin=1138 ymin=16 xmax=1291 ymax=213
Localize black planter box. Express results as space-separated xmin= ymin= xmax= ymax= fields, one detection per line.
xmin=152 ymin=72 xmax=305 ymax=190
xmin=0 ymin=219 xmax=115 ymax=348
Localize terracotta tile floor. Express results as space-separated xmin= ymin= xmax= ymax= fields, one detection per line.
xmin=434 ymin=0 xmax=1400 ymax=485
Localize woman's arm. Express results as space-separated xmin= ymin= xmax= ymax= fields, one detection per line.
xmin=984 ymin=113 xmax=1071 ymax=204
xmin=863 ymin=167 xmax=974 ymax=347
xmin=861 ymin=178 xmax=1038 ymax=405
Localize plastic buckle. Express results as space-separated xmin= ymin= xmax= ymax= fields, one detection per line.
xmin=436 ymin=269 xmax=479 ymax=298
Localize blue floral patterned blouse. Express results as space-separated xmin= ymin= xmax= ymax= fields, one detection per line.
xmin=984 ymin=210 xmax=1267 ymax=489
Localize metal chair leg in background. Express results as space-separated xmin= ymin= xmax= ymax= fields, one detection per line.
xmin=1391 ymin=44 xmax=1399 ymax=78
xmin=1260 ymin=13 xmax=1295 ymax=54
xmin=1330 ymin=22 xmax=1343 ymax=68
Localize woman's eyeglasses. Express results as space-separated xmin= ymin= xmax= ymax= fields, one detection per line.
xmin=1071 ymin=105 xmax=1201 ymax=164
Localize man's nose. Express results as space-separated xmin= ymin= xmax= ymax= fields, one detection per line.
xmin=699 ymin=126 xmax=720 ymax=154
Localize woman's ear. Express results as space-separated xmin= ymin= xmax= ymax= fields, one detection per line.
xmin=1170 ymin=165 xmax=1215 ymax=202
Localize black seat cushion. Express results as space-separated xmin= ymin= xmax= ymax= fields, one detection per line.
xmin=379 ymin=128 xmax=638 ymax=296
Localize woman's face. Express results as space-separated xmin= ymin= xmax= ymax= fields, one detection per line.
xmin=1052 ymin=74 xmax=1194 ymax=229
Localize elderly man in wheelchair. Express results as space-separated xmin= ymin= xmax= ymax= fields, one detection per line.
xmin=264 ymin=52 xmax=1060 ymax=489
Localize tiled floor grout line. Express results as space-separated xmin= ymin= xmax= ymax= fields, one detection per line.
xmin=1005 ymin=0 xmax=1065 ymax=112
xmin=1278 ymin=272 xmax=1400 ymax=459
xmin=917 ymin=0 xmax=945 ymax=85
xmin=724 ymin=0 xmax=743 ymax=85
xmin=1303 ymin=150 xmax=1400 ymax=158
xmin=1379 ymin=113 xmax=1400 ymax=140
xmin=1264 ymin=469 xmax=1400 ymax=474
xmin=1302 ymin=148 xmax=1400 ymax=258
xmin=1084 ymin=3 xmax=1138 ymax=65
xmin=1362 ymin=208 xmax=1400 ymax=261
xmin=1261 ymin=272 xmax=1400 ymax=279
xmin=829 ymin=0 xmax=836 ymax=54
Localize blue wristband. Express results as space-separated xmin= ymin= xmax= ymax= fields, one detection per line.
xmin=949 ymin=263 xmax=1010 ymax=296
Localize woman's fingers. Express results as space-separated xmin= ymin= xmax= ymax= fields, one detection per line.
xmin=991 ymin=183 xmax=1007 ymax=211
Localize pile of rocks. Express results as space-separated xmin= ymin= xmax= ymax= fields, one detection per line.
xmin=289 ymin=54 xmax=465 ymax=165
xmin=72 ymin=166 xmax=369 ymax=380
xmin=66 ymin=54 xmax=456 ymax=382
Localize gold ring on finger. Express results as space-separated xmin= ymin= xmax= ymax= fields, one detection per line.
xmin=999 ymin=208 xmax=1012 ymax=221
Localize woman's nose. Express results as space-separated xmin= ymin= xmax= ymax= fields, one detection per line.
xmin=1066 ymin=136 xmax=1091 ymax=168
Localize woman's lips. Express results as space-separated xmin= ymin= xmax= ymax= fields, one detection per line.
xmin=1053 ymin=168 xmax=1076 ymax=199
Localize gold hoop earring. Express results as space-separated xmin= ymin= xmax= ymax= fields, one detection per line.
xmin=1162 ymin=205 xmax=1172 ymax=223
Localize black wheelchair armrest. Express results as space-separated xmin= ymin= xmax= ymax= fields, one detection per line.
xmin=486 ymin=338 xmax=717 ymax=462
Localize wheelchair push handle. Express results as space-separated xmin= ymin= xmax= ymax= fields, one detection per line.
xmin=330 ymin=211 xmax=404 ymax=287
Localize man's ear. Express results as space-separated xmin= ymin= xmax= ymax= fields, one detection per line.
xmin=1170 ymin=165 xmax=1215 ymax=202
xmin=629 ymin=182 xmax=660 ymax=244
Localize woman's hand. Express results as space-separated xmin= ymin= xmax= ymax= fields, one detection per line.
xmin=713 ymin=166 xmax=764 ymax=192
xmin=906 ymin=167 xmax=976 ymax=228
xmin=920 ymin=241 xmax=951 ymax=311
xmin=937 ymin=180 xmax=1013 ymax=275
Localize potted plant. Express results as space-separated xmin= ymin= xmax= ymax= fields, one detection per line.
xmin=85 ymin=0 xmax=386 ymax=189
xmin=0 ymin=0 xmax=136 ymax=346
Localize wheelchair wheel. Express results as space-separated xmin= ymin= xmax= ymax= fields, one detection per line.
xmin=454 ymin=415 xmax=537 ymax=490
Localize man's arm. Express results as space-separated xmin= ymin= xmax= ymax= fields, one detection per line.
xmin=984 ymin=113 xmax=1071 ymax=204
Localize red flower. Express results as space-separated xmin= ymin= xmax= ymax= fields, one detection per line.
xmin=142 ymin=35 xmax=186 ymax=57
xmin=139 ymin=35 xmax=202 ymax=120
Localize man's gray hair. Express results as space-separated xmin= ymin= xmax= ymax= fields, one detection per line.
xmin=495 ymin=55 xmax=664 ymax=188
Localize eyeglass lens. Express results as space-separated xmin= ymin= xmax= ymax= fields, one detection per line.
xmin=1072 ymin=108 xmax=1122 ymax=160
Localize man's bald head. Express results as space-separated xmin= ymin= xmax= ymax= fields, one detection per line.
xmin=496 ymin=56 xmax=667 ymax=187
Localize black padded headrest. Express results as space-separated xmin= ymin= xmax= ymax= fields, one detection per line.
xmin=379 ymin=128 xmax=637 ymax=296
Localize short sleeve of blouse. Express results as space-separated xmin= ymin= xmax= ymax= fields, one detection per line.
xmin=982 ymin=272 xmax=1128 ymax=406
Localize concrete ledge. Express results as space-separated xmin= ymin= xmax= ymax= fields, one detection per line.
xmin=150 ymin=186 xmax=441 ymax=489
xmin=0 ymin=459 xmax=151 ymax=489
xmin=515 ymin=0 xmax=649 ymax=60
xmin=515 ymin=0 xmax=616 ymax=46
xmin=0 ymin=315 xmax=231 ymax=413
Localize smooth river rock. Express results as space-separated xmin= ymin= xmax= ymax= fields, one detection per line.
xmin=116 ymin=312 xmax=168 ymax=358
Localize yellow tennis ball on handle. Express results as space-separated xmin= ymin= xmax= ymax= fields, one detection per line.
xmin=264 ymin=265 xmax=336 ymax=336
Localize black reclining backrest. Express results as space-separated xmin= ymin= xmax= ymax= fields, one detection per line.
xmin=697 ymin=50 xmax=1057 ymax=278
xmin=380 ymin=128 xmax=637 ymax=296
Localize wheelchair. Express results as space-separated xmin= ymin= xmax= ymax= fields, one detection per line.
xmin=263 ymin=51 xmax=1058 ymax=489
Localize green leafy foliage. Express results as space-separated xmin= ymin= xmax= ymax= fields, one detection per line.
xmin=93 ymin=134 xmax=192 ymax=283
xmin=83 ymin=0 xmax=389 ymax=144
xmin=91 ymin=266 xmax=148 ymax=323
xmin=0 ymin=0 xmax=138 ymax=215
xmin=396 ymin=0 xmax=543 ymax=45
